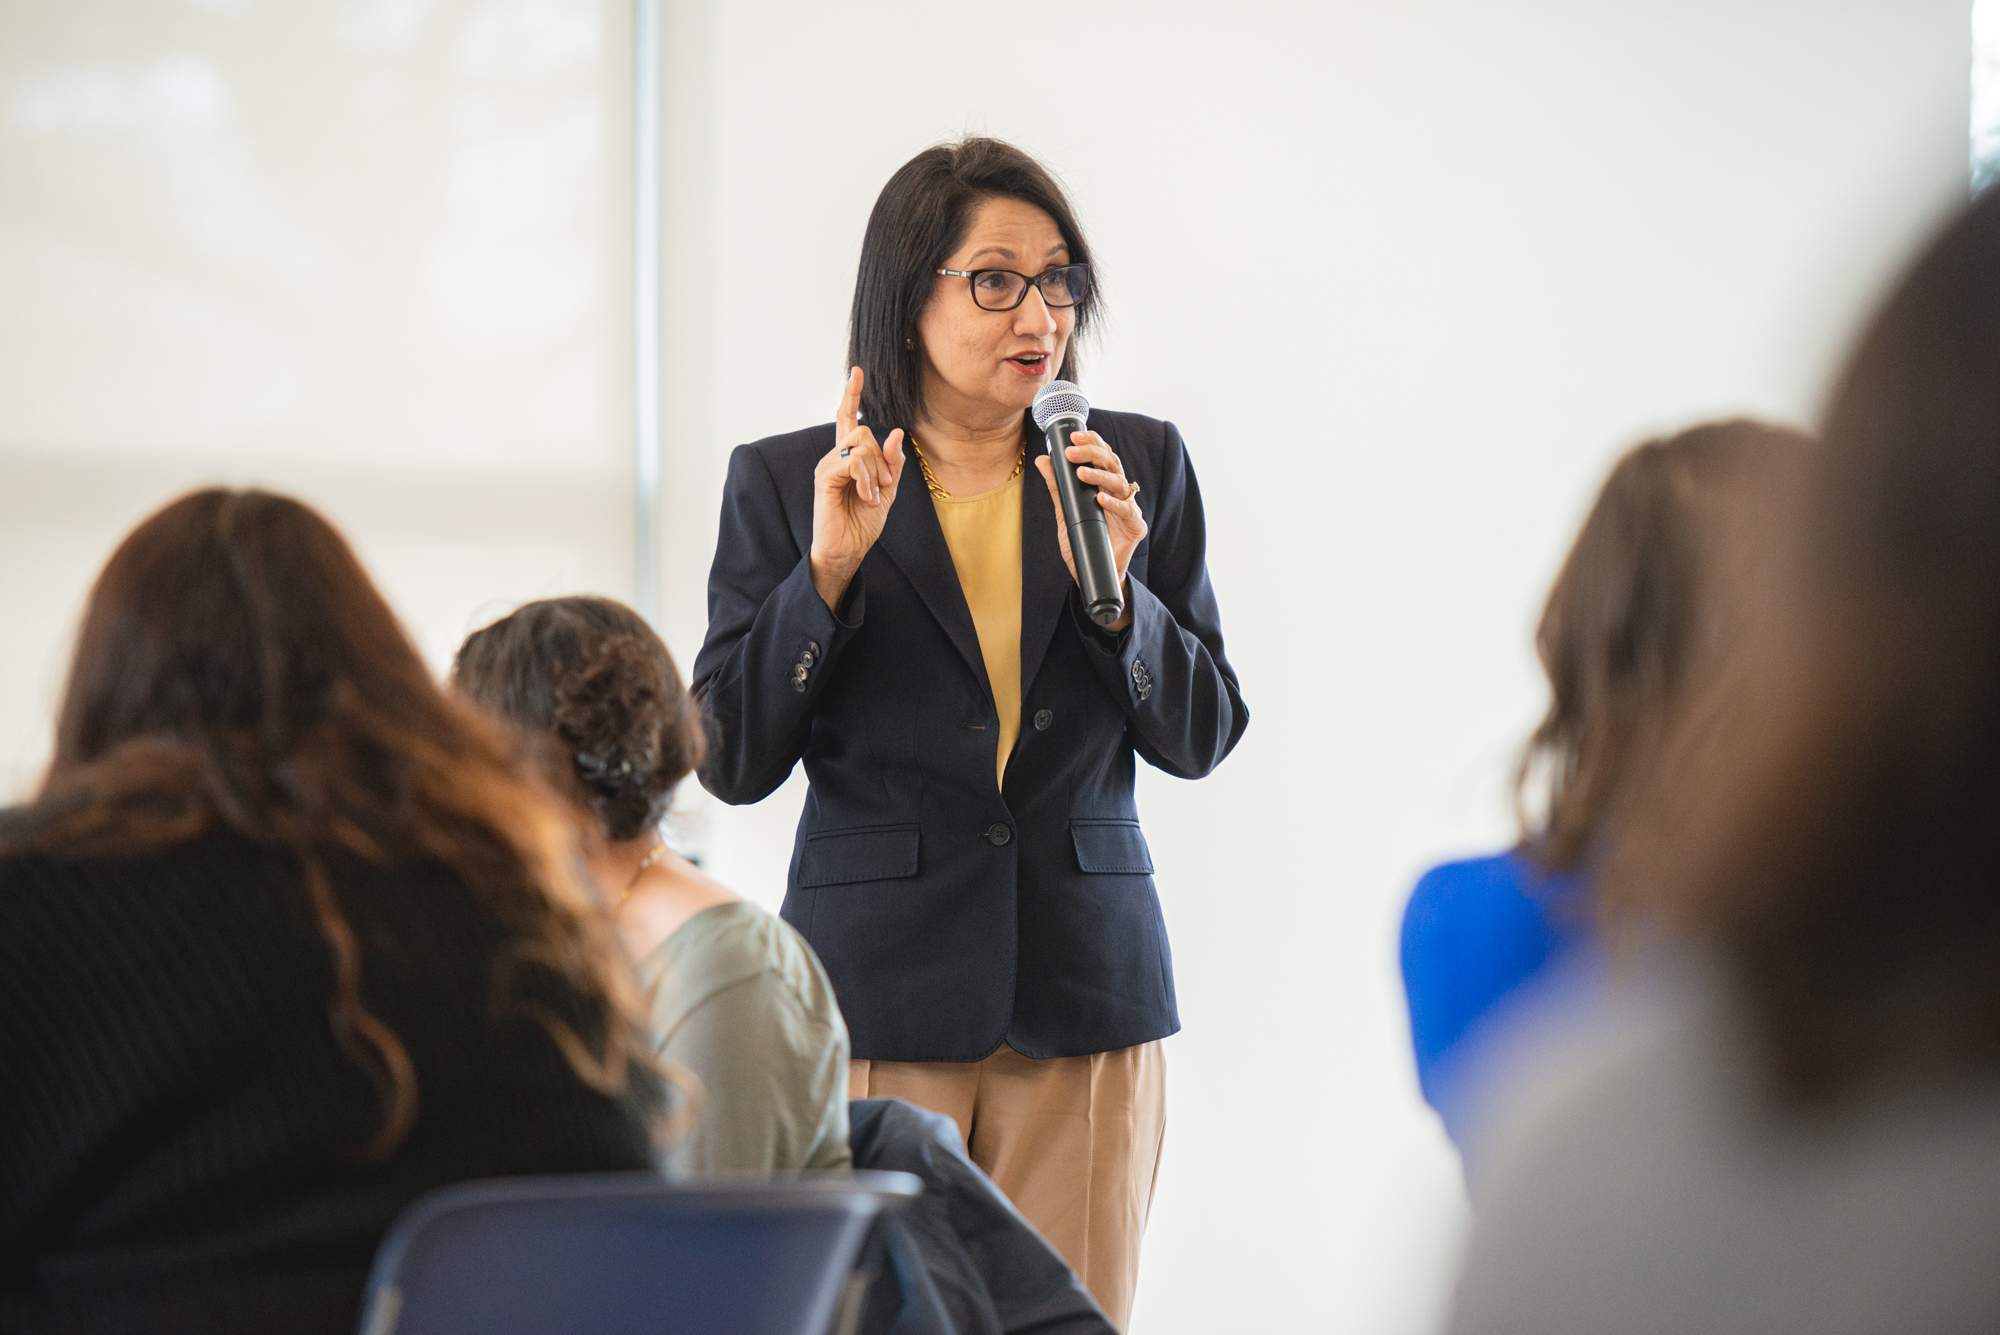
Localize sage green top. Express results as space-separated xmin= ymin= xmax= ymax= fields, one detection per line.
xmin=637 ymin=899 xmax=852 ymax=1177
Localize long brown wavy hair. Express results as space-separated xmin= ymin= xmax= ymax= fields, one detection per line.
xmin=1606 ymin=189 xmax=2000 ymax=1103
xmin=1519 ymin=420 xmax=1808 ymax=872
xmin=0 ymin=488 xmax=658 ymax=1160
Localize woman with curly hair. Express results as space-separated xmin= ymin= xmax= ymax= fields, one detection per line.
xmin=458 ymin=599 xmax=1128 ymax=1334
xmin=453 ymin=597 xmax=851 ymax=1178
xmin=0 ymin=491 xmax=661 ymax=1335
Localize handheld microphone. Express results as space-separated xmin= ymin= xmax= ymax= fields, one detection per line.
xmin=1032 ymin=380 xmax=1124 ymax=627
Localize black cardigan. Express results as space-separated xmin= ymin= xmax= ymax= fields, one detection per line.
xmin=0 ymin=830 xmax=659 ymax=1335
xmin=694 ymin=410 xmax=1247 ymax=1062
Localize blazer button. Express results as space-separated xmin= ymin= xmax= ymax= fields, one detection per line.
xmin=1034 ymin=709 xmax=1053 ymax=731
xmin=791 ymin=664 xmax=809 ymax=693
xmin=1130 ymin=660 xmax=1152 ymax=701
xmin=985 ymin=823 xmax=1012 ymax=846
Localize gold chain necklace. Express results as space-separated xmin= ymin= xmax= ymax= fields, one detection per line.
xmin=912 ymin=439 xmax=1024 ymax=500
xmin=615 ymin=837 xmax=669 ymax=912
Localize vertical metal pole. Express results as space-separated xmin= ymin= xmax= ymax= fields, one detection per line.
xmin=633 ymin=0 xmax=662 ymax=624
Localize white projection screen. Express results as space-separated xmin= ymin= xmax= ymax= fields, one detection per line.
xmin=0 ymin=0 xmax=638 ymax=798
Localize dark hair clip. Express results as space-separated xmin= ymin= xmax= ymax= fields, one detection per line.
xmin=575 ymin=750 xmax=631 ymax=782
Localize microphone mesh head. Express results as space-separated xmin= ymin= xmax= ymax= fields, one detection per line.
xmin=1031 ymin=380 xmax=1090 ymax=431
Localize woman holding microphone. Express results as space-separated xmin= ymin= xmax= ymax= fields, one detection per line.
xmin=694 ymin=137 xmax=1245 ymax=1326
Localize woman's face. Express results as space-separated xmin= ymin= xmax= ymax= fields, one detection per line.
xmin=915 ymin=195 xmax=1075 ymax=427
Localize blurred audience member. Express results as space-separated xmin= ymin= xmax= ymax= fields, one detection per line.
xmin=1401 ymin=421 xmax=1805 ymax=1154
xmin=1448 ymin=192 xmax=2000 ymax=1334
xmin=454 ymin=596 xmax=851 ymax=1177
xmin=0 ymin=491 xmax=661 ymax=1335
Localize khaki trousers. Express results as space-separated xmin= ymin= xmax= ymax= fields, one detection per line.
xmin=849 ymin=1041 xmax=1165 ymax=1330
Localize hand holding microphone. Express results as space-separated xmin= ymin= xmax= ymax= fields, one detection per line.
xmin=1032 ymin=380 xmax=1146 ymax=630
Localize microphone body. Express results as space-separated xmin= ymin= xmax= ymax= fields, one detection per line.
xmin=1033 ymin=382 xmax=1124 ymax=627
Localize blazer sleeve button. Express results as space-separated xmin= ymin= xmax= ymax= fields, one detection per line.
xmin=1034 ymin=709 xmax=1053 ymax=731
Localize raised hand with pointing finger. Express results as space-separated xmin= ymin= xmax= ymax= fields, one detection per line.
xmin=809 ymin=366 xmax=906 ymax=611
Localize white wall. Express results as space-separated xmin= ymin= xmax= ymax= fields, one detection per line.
xmin=0 ymin=2 xmax=1973 ymax=1330
xmin=655 ymin=3 xmax=1970 ymax=1331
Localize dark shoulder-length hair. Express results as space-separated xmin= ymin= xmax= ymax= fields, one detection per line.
xmin=1520 ymin=419 xmax=1807 ymax=873
xmin=452 ymin=596 xmax=705 ymax=844
xmin=0 ymin=488 xmax=659 ymax=1160
xmin=1606 ymin=187 xmax=2000 ymax=1103
xmin=849 ymin=136 xmax=1102 ymax=432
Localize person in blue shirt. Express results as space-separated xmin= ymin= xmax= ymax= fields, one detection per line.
xmin=1401 ymin=420 xmax=1807 ymax=1153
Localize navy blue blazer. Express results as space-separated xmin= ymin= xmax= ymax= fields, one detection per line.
xmin=692 ymin=410 xmax=1246 ymax=1062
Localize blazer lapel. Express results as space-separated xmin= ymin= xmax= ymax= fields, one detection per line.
xmin=1019 ymin=444 xmax=1073 ymax=699
xmin=875 ymin=462 xmax=993 ymax=699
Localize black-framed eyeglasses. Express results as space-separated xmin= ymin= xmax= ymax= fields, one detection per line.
xmin=935 ymin=264 xmax=1091 ymax=312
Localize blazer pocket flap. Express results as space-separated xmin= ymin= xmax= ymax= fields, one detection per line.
xmin=800 ymin=824 xmax=921 ymax=888
xmin=1070 ymin=820 xmax=1155 ymax=875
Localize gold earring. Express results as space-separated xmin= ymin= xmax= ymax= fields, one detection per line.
xmin=905 ymin=336 xmax=914 ymax=349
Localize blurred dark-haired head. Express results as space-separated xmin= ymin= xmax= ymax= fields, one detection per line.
xmin=1609 ymin=188 xmax=2000 ymax=1102
xmin=25 ymin=488 xmax=493 ymax=854
xmin=451 ymin=596 xmax=704 ymax=844
xmin=1521 ymin=419 xmax=1809 ymax=873
xmin=4 ymin=488 xmax=655 ymax=1159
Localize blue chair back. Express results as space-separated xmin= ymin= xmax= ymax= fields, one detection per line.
xmin=358 ymin=1171 xmax=920 ymax=1335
